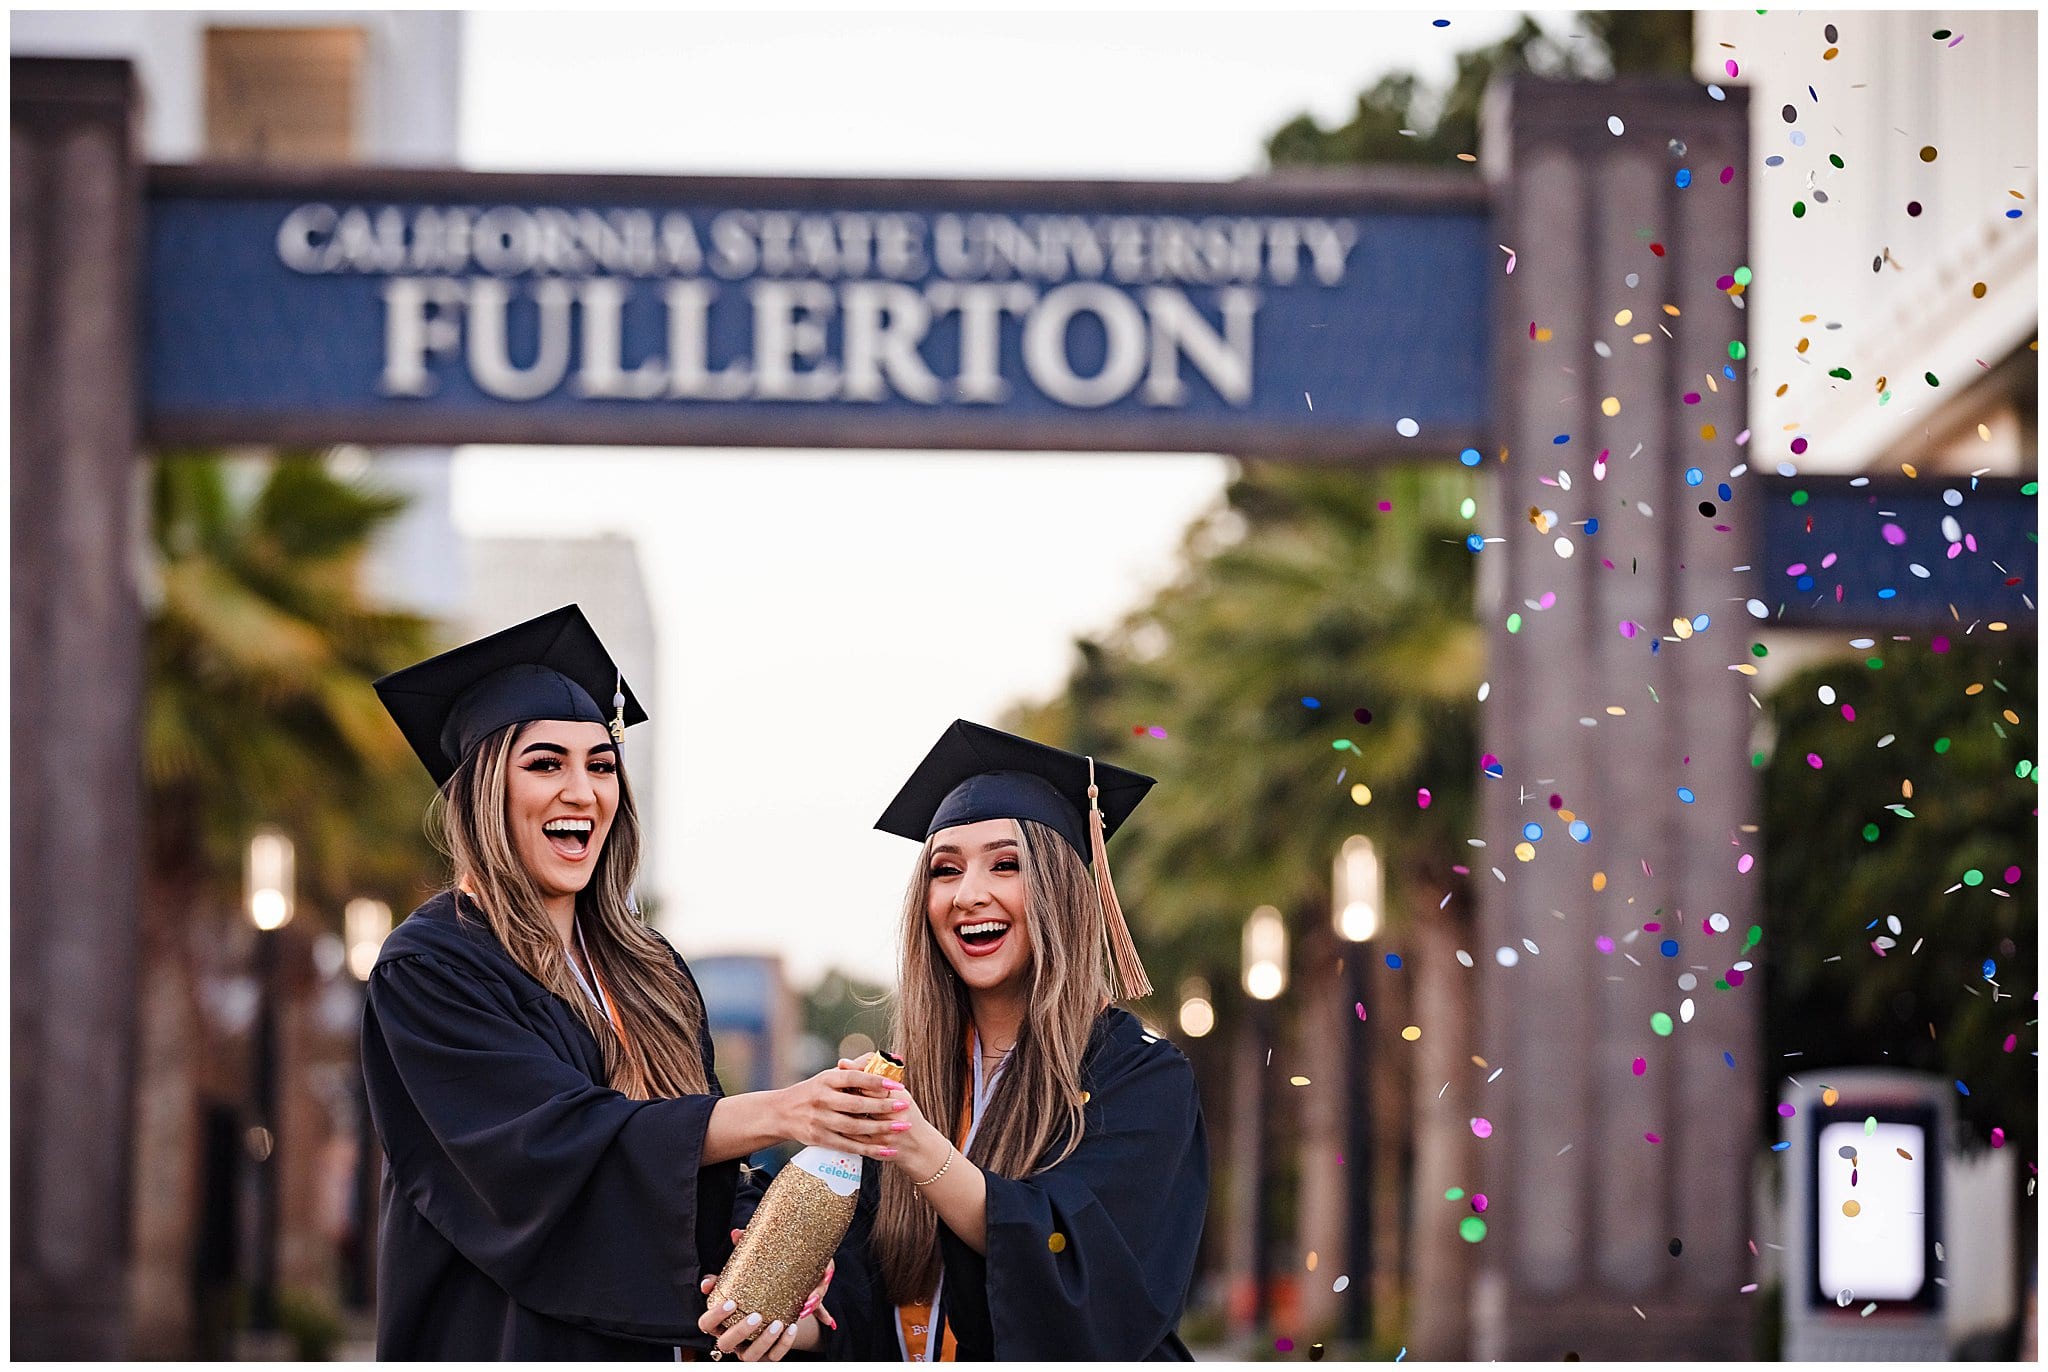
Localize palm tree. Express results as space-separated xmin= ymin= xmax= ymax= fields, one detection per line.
xmin=132 ymin=451 xmax=442 ymax=1355
xmin=1008 ymin=460 xmax=1484 ymax=1354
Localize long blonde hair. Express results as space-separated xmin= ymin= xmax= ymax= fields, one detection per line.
xmin=872 ymin=818 xmax=1109 ymax=1301
xmin=431 ymin=721 xmax=710 ymax=1098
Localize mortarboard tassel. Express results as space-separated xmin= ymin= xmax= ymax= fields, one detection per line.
xmin=1087 ymin=755 xmax=1152 ymax=1001
xmin=610 ymin=674 xmax=627 ymax=746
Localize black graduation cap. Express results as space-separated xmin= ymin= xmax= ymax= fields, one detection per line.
xmin=373 ymin=604 xmax=647 ymax=786
xmin=875 ymin=720 xmax=1156 ymax=999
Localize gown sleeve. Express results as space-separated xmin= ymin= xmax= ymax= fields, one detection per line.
xmin=364 ymin=949 xmax=730 ymax=1345
xmin=937 ymin=1038 xmax=1210 ymax=1359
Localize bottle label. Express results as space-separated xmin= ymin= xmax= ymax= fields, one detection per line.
xmin=790 ymin=1145 xmax=864 ymax=1197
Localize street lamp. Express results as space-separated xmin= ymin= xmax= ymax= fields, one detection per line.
xmin=1335 ymin=835 xmax=1383 ymax=943
xmin=1241 ymin=905 xmax=1287 ymax=1001
xmin=345 ymin=898 xmax=392 ymax=981
xmin=1332 ymin=835 xmax=1383 ymax=1351
xmin=244 ymin=829 xmax=294 ymax=1333
xmin=1176 ymin=977 xmax=1215 ymax=1038
xmin=245 ymin=829 xmax=295 ymax=931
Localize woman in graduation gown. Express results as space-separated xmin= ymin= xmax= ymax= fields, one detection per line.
xmin=362 ymin=606 xmax=902 ymax=1360
xmin=701 ymin=720 xmax=1209 ymax=1361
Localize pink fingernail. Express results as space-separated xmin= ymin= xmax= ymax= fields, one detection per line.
xmin=879 ymin=1147 xmax=898 ymax=1157
xmin=890 ymin=1121 xmax=910 ymax=1132
xmin=891 ymin=1100 xmax=909 ymax=1110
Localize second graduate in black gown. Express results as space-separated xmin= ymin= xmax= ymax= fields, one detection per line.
xmin=701 ymin=720 xmax=1210 ymax=1361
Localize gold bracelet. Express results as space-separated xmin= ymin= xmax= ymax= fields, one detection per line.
xmin=911 ymin=1144 xmax=955 ymax=1187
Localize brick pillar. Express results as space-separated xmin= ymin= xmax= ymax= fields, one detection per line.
xmin=10 ymin=57 xmax=146 ymax=1359
xmin=1470 ymin=76 xmax=1761 ymax=1359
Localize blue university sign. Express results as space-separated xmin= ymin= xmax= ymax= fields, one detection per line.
xmin=144 ymin=168 xmax=1490 ymax=455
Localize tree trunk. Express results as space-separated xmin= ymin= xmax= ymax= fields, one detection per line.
xmin=1403 ymin=880 xmax=1475 ymax=1359
xmin=1365 ymin=926 xmax=1411 ymax=1349
xmin=1292 ymin=913 xmax=1347 ymax=1340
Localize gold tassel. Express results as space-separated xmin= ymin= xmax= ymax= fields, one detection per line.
xmin=1087 ymin=756 xmax=1152 ymax=1001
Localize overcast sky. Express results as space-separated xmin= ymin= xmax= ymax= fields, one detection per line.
xmin=453 ymin=8 xmax=1560 ymax=986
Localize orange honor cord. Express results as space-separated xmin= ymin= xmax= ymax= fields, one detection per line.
xmin=589 ymin=960 xmax=629 ymax=1050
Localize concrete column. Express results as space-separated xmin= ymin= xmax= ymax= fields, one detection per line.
xmin=1471 ymin=76 xmax=1760 ymax=1359
xmin=10 ymin=58 xmax=146 ymax=1359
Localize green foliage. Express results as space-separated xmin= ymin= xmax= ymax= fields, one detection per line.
xmin=1761 ymin=640 xmax=2036 ymax=1160
xmin=1265 ymin=12 xmax=1693 ymax=169
xmin=146 ymin=450 xmax=444 ymax=930
xmin=1575 ymin=10 xmax=1698 ymax=77
xmin=275 ymin=1286 xmax=343 ymax=1361
xmin=1009 ymin=463 xmax=1483 ymax=1007
xmin=802 ymin=966 xmax=893 ymax=1062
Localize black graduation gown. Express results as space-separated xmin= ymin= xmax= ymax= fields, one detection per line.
xmin=361 ymin=890 xmax=755 ymax=1360
xmin=820 ymin=1006 xmax=1209 ymax=1361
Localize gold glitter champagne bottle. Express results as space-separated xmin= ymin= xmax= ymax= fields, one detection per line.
xmin=709 ymin=1050 xmax=906 ymax=1332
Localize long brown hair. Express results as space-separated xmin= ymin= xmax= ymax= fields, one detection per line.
xmin=872 ymin=818 xmax=1109 ymax=1301
xmin=430 ymin=721 xmax=709 ymax=1098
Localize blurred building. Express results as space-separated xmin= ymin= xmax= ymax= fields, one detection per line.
xmin=692 ymin=954 xmax=800 ymax=1097
xmin=462 ymin=534 xmax=666 ymax=916
xmin=1687 ymin=12 xmax=2038 ymax=681
xmin=1694 ymin=9 xmax=2037 ymax=479
xmin=11 ymin=9 xmax=467 ymax=619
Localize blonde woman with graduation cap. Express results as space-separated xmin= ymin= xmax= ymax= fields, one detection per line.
xmin=698 ymin=721 xmax=1209 ymax=1361
xmin=363 ymin=606 xmax=900 ymax=1360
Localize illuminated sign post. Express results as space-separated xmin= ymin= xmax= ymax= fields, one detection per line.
xmin=1779 ymin=1070 xmax=1950 ymax=1361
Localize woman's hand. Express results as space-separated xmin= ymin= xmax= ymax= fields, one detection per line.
xmin=850 ymin=1066 xmax=947 ymax=1181
xmin=697 ymin=1233 xmax=833 ymax=1361
xmin=776 ymin=1063 xmax=907 ymax=1158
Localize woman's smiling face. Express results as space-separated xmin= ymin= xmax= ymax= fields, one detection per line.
xmin=925 ymin=818 xmax=1034 ymax=999
xmin=505 ymin=719 xmax=619 ymax=917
